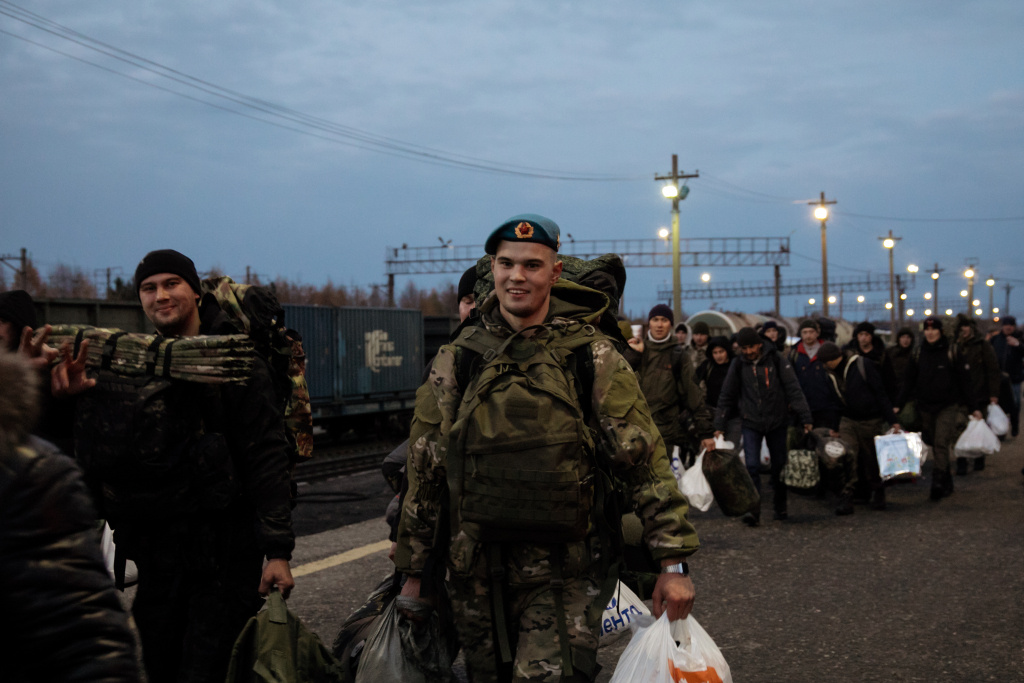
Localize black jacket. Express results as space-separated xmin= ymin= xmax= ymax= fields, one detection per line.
xmin=990 ymin=331 xmax=1024 ymax=383
xmin=886 ymin=338 xmax=915 ymax=401
xmin=714 ymin=346 xmax=812 ymax=433
xmin=898 ymin=335 xmax=966 ymax=413
xmin=953 ymin=331 xmax=1001 ymax=413
xmin=845 ymin=334 xmax=897 ymax=400
xmin=831 ymin=355 xmax=896 ymax=424
xmin=696 ymin=358 xmax=731 ymax=409
xmin=1 ymin=437 xmax=140 ymax=683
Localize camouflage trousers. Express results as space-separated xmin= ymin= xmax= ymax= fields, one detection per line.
xmin=448 ymin=544 xmax=605 ymax=682
xmin=837 ymin=417 xmax=887 ymax=496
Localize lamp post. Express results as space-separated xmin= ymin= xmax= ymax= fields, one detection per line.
xmin=986 ymin=276 xmax=996 ymax=318
xmin=809 ymin=192 xmax=837 ymax=317
xmin=656 ymin=154 xmax=698 ymax=322
xmin=964 ymin=267 xmax=976 ymax=318
xmin=880 ymin=230 xmax=900 ymax=332
xmin=928 ymin=263 xmax=943 ymax=307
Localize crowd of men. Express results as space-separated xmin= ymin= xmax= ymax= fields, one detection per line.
xmin=1 ymin=217 xmax=1021 ymax=682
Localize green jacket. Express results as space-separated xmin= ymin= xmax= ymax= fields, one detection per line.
xmin=628 ymin=335 xmax=713 ymax=444
xmin=395 ymin=281 xmax=698 ymax=580
xmin=953 ymin=329 xmax=1001 ymax=412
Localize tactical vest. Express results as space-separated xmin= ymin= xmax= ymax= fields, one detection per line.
xmin=444 ymin=320 xmax=601 ymax=544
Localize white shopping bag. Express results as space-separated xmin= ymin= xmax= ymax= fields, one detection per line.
xmin=679 ymin=450 xmax=714 ymax=512
xmin=670 ymin=445 xmax=685 ymax=481
xmin=954 ymin=416 xmax=1001 ymax=458
xmin=759 ymin=438 xmax=770 ymax=467
xmin=609 ymin=612 xmax=733 ymax=683
xmin=987 ymin=403 xmax=1010 ymax=437
xmin=874 ymin=432 xmax=924 ymax=482
xmin=100 ymin=522 xmax=138 ymax=587
xmin=713 ymin=434 xmax=735 ymax=451
xmin=600 ymin=581 xmax=652 ymax=642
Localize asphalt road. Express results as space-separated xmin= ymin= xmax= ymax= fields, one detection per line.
xmin=285 ymin=437 xmax=1024 ymax=681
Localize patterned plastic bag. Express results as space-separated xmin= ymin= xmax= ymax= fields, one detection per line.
xmin=609 ymin=613 xmax=733 ymax=683
xmin=874 ymin=431 xmax=924 ymax=481
xmin=782 ymin=449 xmax=820 ymax=489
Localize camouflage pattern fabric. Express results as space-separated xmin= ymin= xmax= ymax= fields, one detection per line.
xmin=919 ymin=404 xmax=969 ymax=472
xmin=837 ymin=416 xmax=886 ymax=495
xmin=201 ymin=277 xmax=313 ymax=463
xmin=701 ymin=447 xmax=760 ymax=517
xmin=396 ymin=282 xmax=698 ymax=578
xmin=448 ymin=559 xmax=603 ymax=682
xmin=781 ymin=448 xmax=820 ymax=490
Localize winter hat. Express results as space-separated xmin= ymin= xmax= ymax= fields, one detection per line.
xmin=761 ymin=320 xmax=779 ymax=332
xmin=799 ymin=318 xmax=820 ymax=333
xmin=818 ymin=342 xmax=843 ymax=362
xmin=896 ymin=326 xmax=915 ymax=341
xmin=648 ymin=304 xmax=674 ymax=324
xmin=956 ymin=313 xmax=976 ymax=329
xmin=854 ymin=321 xmax=876 ymax=336
xmin=1002 ymin=315 xmax=1017 ymax=327
xmin=457 ymin=266 xmax=478 ymax=301
xmin=921 ymin=316 xmax=942 ymax=331
xmin=134 ymin=249 xmax=201 ymax=296
xmin=736 ymin=327 xmax=761 ymax=347
xmin=0 ymin=290 xmax=38 ymax=343
xmin=675 ymin=322 xmax=689 ymax=333
xmin=706 ymin=335 xmax=733 ymax=359
xmin=691 ymin=321 xmax=710 ymax=336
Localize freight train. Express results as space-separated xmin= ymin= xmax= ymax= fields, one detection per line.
xmin=30 ymin=297 xmax=459 ymax=437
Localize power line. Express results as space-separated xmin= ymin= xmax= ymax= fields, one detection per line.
xmin=0 ymin=1 xmax=645 ymax=181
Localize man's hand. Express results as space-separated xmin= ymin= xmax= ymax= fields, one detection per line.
xmin=18 ymin=324 xmax=58 ymax=371
xmin=971 ymin=410 xmax=984 ymax=420
xmin=700 ymin=438 xmax=716 ymax=453
xmin=51 ymin=340 xmax=97 ymax=397
xmin=829 ymin=429 xmax=840 ymax=438
xmin=627 ymin=337 xmax=644 ymax=352
xmin=891 ymin=423 xmax=902 ymax=433
xmin=803 ymin=423 xmax=813 ymax=434
xmin=258 ymin=558 xmax=295 ymax=598
xmin=713 ymin=430 xmax=723 ymax=439
xmin=1008 ymin=336 xmax=1020 ymax=347
xmin=651 ymin=572 xmax=695 ymax=622
xmin=990 ymin=397 xmax=1000 ymax=404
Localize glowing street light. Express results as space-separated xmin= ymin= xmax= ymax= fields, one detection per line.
xmin=828 ymin=295 xmax=837 ymax=304
xmin=960 ymin=290 xmax=969 ymax=298
xmin=900 ymin=293 xmax=907 ymax=300
xmin=924 ymin=309 xmax=933 ymax=316
xmin=880 ymin=230 xmax=900 ymax=330
xmin=701 ymin=272 xmax=711 ymax=283
xmin=986 ymin=278 xmax=996 ymax=287
xmin=662 ymin=184 xmax=679 ymax=199
xmin=883 ymin=238 xmax=895 ymax=249
xmin=857 ymin=295 xmax=865 ymax=303
xmin=924 ymin=292 xmax=932 ymax=300
xmin=986 ymin=276 xmax=996 ymax=318
xmin=975 ymin=308 xmax=984 ymax=316
xmin=972 ymin=299 xmax=981 ymax=307
xmin=907 ymin=309 xmax=915 ymax=316
xmin=885 ymin=302 xmax=893 ymax=310
xmin=994 ymin=307 xmax=1000 ymax=314
xmin=656 ymin=154 xmax=697 ymax=321
xmin=945 ymin=309 xmax=953 ymax=316
xmin=964 ymin=268 xmax=975 ymax=279
xmin=810 ymin=191 xmax=837 ymax=316
xmin=964 ymin=265 xmax=977 ymax=318
xmin=907 ymin=264 xmax=919 ymax=273
xmin=658 ymin=227 xmax=670 ymax=239
xmin=809 ymin=298 xmax=816 ymax=305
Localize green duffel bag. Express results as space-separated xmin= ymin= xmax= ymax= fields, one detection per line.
xmin=702 ymin=447 xmax=760 ymax=517
xmin=898 ymin=400 xmax=920 ymax=431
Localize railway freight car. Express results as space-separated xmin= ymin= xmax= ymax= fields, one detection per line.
xmin=30 ymin=297 xmax=429 ymax=436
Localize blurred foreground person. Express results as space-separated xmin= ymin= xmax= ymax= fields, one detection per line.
xmin=0 ymin=289 xmax=38 ymax=352
xmin=952 ymin=315 xmax=1000 ymax=474
xmin=0 ymin=349 xmax=140 ymax=683
xmin=989 ymin=315 xmax=1022 ymax=437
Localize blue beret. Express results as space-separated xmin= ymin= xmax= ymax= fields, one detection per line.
xmin=484 ymin=213 xmax=560 ymax=255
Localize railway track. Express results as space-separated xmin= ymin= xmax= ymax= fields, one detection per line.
xmin=293 ymin=439 xmax=402 ymax=483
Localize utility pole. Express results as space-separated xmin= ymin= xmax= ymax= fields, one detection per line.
xmin=245 ymin=265 xmax=252 ymax=285
xmin=896 ymin=274 xmax=906 ymax=321
xmin=879 ymin=230 xmax=901 ymax=332
xmin=1004 ymin=283 xmax=1014 ymax=317
xmin=809 ymin=192 xmax=837 ymax=317
xmin=929 ymin=263 xmax=943 ymax=308
xmin=0 ymin=248 xmax=28 ymax=291
xmin=773 ymin=265 xmax=781 ymax=317
xmin=964 ymin=259 xmax=978 ymax=318
xmin=655 ymin=154 xmax=698 ymax=323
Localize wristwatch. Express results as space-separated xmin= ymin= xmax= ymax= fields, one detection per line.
xmin=660 ymin=561 xmax=690 ymax=576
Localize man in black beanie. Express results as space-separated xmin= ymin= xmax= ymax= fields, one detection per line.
xmin=55 ymin=248 xmax=296 ymax=683
xmin=0 ymin=290 xmax=39 ymax=352
xmin=626 ymin=304 xmax=714 ymax=468
xmin=456 ymin=265 xmax=478 ymax=322
xmin=714 ymin=327 xmax=812 ymax=524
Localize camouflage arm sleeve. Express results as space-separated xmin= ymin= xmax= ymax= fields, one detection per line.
xmin=677 ymin=353 xmax=714 ymax=440
xmin=395 ymin=346 xmax=461 ymax=575
xmin=589 ymin=339 xmax=699 ymax=561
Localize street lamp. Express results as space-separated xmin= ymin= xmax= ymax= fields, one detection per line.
xmin=924 ymin=292 xmax=932 ymax=300
xmin=907 ymin=264 xmax=919 ymax=274
xmin=809 ymin=298 xmax=816 ymax=306
xmin=658 ymin=227 xmax=670 ymax=240
xmin=964 ymin=266 xmax=976 ymax=318
xmin=986 ymin=276 xmax=996 ymax=319
xmin=857 ymin=295 xmax=865 ymax=303
xmin=700 ymin=272 xmax=711 ymax=283
xmin=880 ymin=230 xmax=900 ymax=332
xmin=925 ymin=309 xmax=933 ymax=316
xmin=945 ymin=309 xmax=953 ymax=316
xmin=907 ymin=309 xmax=915 ymax=317
xmin=810 ymin=192 xmax=837 ymax=316
xmin=656 ymin=154 xmax=698 ymax=322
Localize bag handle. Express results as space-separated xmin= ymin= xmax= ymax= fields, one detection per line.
xmin=267 ymin=588 xmax=288 ymax=624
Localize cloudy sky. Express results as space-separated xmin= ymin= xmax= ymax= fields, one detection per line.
xmin=2 ymin=0 xmax=1022 ymax=320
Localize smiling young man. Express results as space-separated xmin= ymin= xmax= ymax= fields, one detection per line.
xmin=59 ymin=249 xmax=296 ymax=683
xmin=397 ymin=214 xmax=698 ymax=682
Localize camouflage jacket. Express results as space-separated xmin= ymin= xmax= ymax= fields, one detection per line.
xmin=395 ymin=281 xmax=698 ymax=581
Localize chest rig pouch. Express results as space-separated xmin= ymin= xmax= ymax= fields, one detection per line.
xmin=445 ymin=321 xmax=599 ymax=544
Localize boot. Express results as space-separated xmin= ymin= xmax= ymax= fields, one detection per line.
xmin=930 ymin=470 xmax=946 ymax=501
xmin=955 ymin=457 xmax=969 ymax=476
xmin=870 ymin=486 xmax=887 ymax=511
xmin=773 ymin=484 xmax=788 ymax=521
xmin=973 ymin=456 xmax=986 ymax=471
xmin=835 ymin=491 xmax=854 ymax=516
xmin=942 ymin=468 xmax=955 ymax=497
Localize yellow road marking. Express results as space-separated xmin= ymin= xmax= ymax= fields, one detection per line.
xmin=292 ymin=539 xmax=392 ymax=577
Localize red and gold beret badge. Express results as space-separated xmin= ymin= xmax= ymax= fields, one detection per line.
xmin=514 ymin=221 xmax=534 ymax=239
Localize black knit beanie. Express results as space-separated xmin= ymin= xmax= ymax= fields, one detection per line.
xmin=818 ymin=342 xmax=843 ymax=362
xmin=736 ymin=327 xmax=761 ymax=347
xmin=0 ymin=290 xmax=37 ymax=350
xmin=134 ymin=249 xmax=201 ymax=296
xmin=648 ymin=304 xmax=674 ymax=324
xmin=854 ymin=321 xmax=876 ymax=336
xmin=457 ymin=266 xmax=478 ymax=301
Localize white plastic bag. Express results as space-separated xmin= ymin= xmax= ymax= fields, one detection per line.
xmin=954 ymin=416 xmax=1001 ymax=458
xmin=874 ymin=432 xmax=924 ymax=482
xmin=713 ymin=434 xmax=735 ymax=451
xmin=759 ymin=438 xmax=770 ymax=467
xmin=100 ymin=522 xmax=138 ymax=587
xmin=670 ymin=445 xmax=685 ymax=480
xmin=987 ymin=403 xmax=1010 ymax=437
xmin=679 ymin=450 xmax=714 ymax=512
xmin=600 ymin=581 xmax=652 ymax=642
xmin=609 ymin=612 xmax=733 ymax=683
